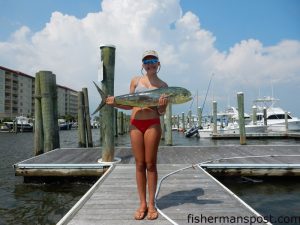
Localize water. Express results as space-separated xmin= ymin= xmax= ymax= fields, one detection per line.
xmin=220 ymin=177 xmax=300 ymax=225
xmin=0 ymin=131 xmax=93 ymax=225
xmin=0 ymin=130 xmax=300 ymax=225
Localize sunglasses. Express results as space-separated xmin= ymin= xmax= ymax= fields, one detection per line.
xmin=143 ymin=58 xmax=159 ymax=64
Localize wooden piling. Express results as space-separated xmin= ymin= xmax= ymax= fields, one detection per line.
xmin=237 ymin=92 xmax=246 ymax=145
xmin=263 ymin=108 xmax=267 ymax=126
xmin=177 ymin=115 xmax=180 ymax=130
xmin=39 ymin=71 xmax=60 ymax=152
xmin=252 ymin=106 xmax=257 ymax=125
xmin=99 ymin=113 xmax=103 ymax=145
xmin=82 ymin=88 xmax=93 ymax=147
xmin=125 ymin=115 xmax=130 ymax=133
xmin=212 ymin=101 xmax=217 ymax=135
xmin=115 ymin=109 xmax=118 ymax=137
xmin=181 ymin=112 xmax=185 ymax=131
xmin=198 ymin=107 xmax=202 ymax=128
xmin=122 ymin=114 xmax=126 ymax=134
xmin=188 ymin=110 xmax=192 ymax=128
xmin=13 ymin=119 xmax=17 ymax=133
xmin=100 ymin=45 xmax=115 ymax=162
xmin=285 ymin=111 xmax=288 ymax=132
xmin=118 ymin=111 xmax=121 ymax=135
xmin=77 ymin=91 xmax=86 ymax=147
xmin=172 ymin=115 xmax=176 ymax=130
xmin=34 ymin=72 xmax=44 ymax=155
xmin=51 ymin=74 xmax=60 ymax=144
xmin=165 ymin=104 xmax=173 ymax=145
xmin=120 ymin=112 xmax=123 ymax=135
xmin=160 ymin=115 xmax=165 ymax=140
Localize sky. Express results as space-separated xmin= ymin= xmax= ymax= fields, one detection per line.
xmin=1 ymin=0 xmax=300 ymax=117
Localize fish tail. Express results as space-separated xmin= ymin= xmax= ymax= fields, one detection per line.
xmin=92 ymin=81 xmax=107 ymax=115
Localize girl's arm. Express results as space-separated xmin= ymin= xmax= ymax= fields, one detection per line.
xmin=105 ymin=77 xmax=138 ymax=110
xmin=106 ymin=97 xmax=133 ymax=110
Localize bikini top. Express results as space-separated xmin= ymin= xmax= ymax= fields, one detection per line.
xmin=135 ymin=76 xmax=157 ymax=93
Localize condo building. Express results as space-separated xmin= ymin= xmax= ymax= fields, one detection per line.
xmin=0 ymin=66 xmax=78 ymax=120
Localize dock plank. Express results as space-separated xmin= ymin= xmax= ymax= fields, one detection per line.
xmin=14 ymin=145 xmax=300 ymax=177
xmin=15 ymin=145 xmax=300 ymax=166
xmin=18 ymin=148 xmax=100 ymax=164
xmin=66 ymin=164 xmax=268 ymax=225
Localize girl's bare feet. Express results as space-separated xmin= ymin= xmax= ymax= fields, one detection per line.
xmin=134 ymin=205 xmax=148 ymax=220
xmin=147 ymin=206 xmax=158 ymax=220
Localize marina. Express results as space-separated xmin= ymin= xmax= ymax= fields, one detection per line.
xmin=3 ymin=72 xmax=300 ymax=224
xmin=1 ymin=1 xmax=300 ymax=225
xmin=2 ymin=42 xmax=300 ymax=225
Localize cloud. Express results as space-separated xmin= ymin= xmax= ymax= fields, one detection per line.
xmin=1 ymin=0 xmax=300 ymax=114
xmin=216 ymin=39 xmax=300 ymax=86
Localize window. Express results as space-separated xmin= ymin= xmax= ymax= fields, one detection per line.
xmin=268 ymin=114 xmax=292 ymax=119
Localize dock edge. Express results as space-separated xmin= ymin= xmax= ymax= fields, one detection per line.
xmin=56 ymin=165 xmax=115 ymax=225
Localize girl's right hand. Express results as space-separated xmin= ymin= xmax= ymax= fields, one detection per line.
xmin=106 ymin=96 xmax=115 ymax=105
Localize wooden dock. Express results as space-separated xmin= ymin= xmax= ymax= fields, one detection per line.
xmin=58 ymin=164 xmax=270 ymax=225
xmin=14 ymin=148 xmax=105 ymax=177
xmin=211 ymin=132 xmax=300 ymax=139
xmin=13 ymin=145 xmax=300 ymax=224
xmin=14 ymin=145 xmax=300 ymax=177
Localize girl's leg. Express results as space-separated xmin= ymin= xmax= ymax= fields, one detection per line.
xmin=130 ymin=128 xmax=147 ymax=219
xmin=144 ymin=124 xmax=161 ymax=219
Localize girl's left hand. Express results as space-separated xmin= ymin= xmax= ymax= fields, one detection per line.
xmin=157 ymin=94 xmax=168 ymax=115
xmin=106 ymin=96 xmax=115 ymax=105
xmin=158 ymin=94 xmax=168 ymax=107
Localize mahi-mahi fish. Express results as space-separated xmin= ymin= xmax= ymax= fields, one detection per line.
xmin=92 ymin=81 xmax=192 ymax=114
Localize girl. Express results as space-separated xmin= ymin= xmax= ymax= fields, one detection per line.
xmin=106 ymin=50 xmax=168 ymax=220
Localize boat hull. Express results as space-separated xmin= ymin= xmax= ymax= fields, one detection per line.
xmin=266 ymin=120 xmax=300 ymax=132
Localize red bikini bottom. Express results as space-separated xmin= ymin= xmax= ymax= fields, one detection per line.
xmin=130 ymin=118 xmax=161 ymax=134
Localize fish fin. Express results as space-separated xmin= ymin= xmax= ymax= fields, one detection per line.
xmin=164 ymin=93 xmax=173 ymax=98
xmin=92 ymin=81 xmax=107 ymax=115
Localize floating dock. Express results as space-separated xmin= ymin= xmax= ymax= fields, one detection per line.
xmin=211 ymin=132 xmax=300 ymax=139
xmin=14 ymin=148 xmax=104 ymax=178
xmin=58 ymin=164 xmax=271 ymax=225
xmin=13 ymin=145 xmax=300 ymax=224
xmin=14 ymin=146 xmax=300 ymax=178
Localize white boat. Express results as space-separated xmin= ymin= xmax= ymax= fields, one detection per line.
xmin=222 ymin=122 xmax=267 ymax=134
xmin=221 ymin=106 xmax=251 ymax=122
xmin=253 ymin=97 xmax=300 ymax=132
xmin=58 ymin=119 xmax=72 ymax=130
xmin=197 ymin=107 xmax=267 ymax=138
xmin=198 ymin=123 xmax=267 ymax=138
xmin=91 ymin=119 xmax=100 ymax=129
xmin=16 ymin=116 xmax=33 ymax=132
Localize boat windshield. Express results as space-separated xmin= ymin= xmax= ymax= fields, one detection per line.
xmin=268 ymin=114 xmax=292 ymax=120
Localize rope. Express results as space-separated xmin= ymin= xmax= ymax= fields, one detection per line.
xmin=155 ymin=154 xmax=300 ymax=224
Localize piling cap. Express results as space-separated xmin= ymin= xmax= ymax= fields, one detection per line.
xmin=142 ymin=50 xmax=159 ymax=61
xmin=100 ymin=44 xmax=116 ymax=49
